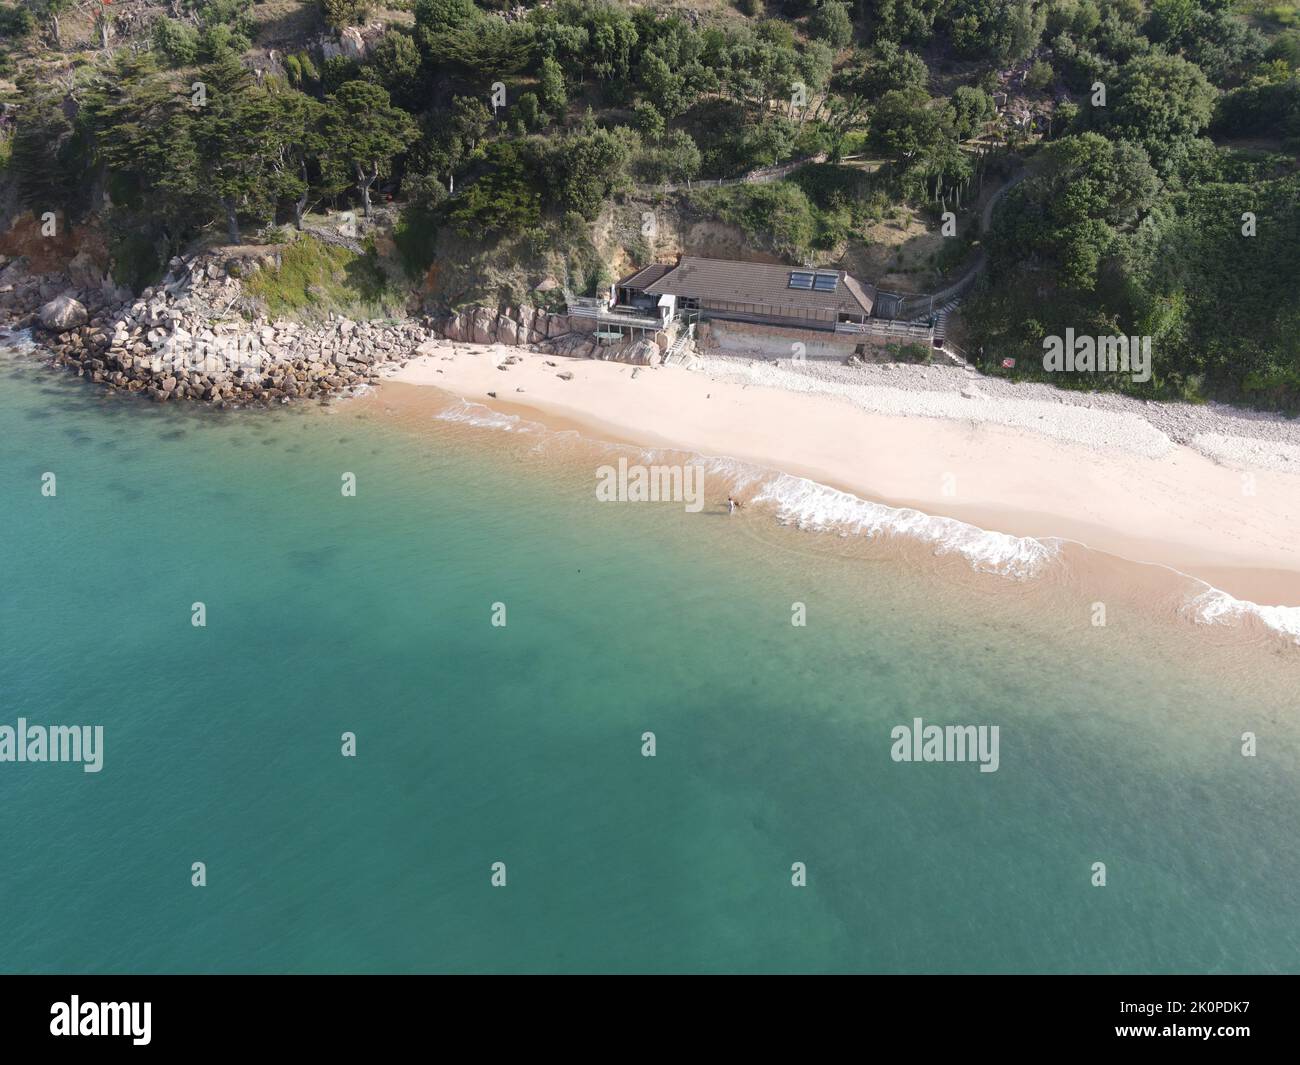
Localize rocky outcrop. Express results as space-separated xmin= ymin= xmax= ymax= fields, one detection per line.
xmin=5 ymin=247 xmax=655 ymax=406
xmin=339 ymin=27 xmax=366 ymax=59
xmin=66 ymin=250 xmax=110 ymax=292
xmin=320 ymin=22 xmax=392 ymax=62
xmin=430 ymin=305 xmax=568 ymax=347
xmin=11 ymin=251 xmax=435 ymax=407
xmin=467 ymin=307 xmax=493 ymax=345
xmin=39 ymin=294 xmax=88 ymax=332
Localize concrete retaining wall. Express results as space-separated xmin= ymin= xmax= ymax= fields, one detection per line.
xmin=700 ymin=319 xmax=896 ymax=360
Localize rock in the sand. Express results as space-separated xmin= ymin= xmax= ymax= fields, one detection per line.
xmin=557 ymin=371 xmax=574 ymax=381
xmin=39 ymin=294 xmax=88 ymax=333
xmin=487 ymin=391 xmax=497 ymax=398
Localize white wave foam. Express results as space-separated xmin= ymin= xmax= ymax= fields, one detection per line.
xmin=686 ymin=455 xmax=1056 ymax=578
xmin=435 ymin=399 xmax=533 ymax=433
xmin=1185 ymin=588 xmax=1300 ymax=645
xmin=0 ymin=328 xmax=37 ymax=355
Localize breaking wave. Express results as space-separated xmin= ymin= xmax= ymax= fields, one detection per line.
xmin=436 ymin=407 xmax=1300 ymax=645
xmin=687 ymin=454 xmax=1059 ymax=579
xmin=0 ymin=328 xmax=36 ymax=355
xmin=1184 ymin=588 xmax=1300 ymax=646
xmin=434 ymin=398 xmax=535 ymax=433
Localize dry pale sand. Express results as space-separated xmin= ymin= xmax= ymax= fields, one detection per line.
xmin=383 ymin=344 xmax=1300 ymax=607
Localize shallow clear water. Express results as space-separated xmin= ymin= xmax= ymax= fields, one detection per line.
xmin=1 ymin=348 xmax=1297 ymax=973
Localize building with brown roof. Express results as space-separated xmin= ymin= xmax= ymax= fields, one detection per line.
xmin=624 ymin=256 xmax=876 ymax=332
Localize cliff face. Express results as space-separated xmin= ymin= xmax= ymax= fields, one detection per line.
xmin=0 ymin=212 xmax=117 ymax=295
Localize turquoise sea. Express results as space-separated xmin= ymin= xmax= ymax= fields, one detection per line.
xmin=2 ymin=339 xmax=1298 ymax=974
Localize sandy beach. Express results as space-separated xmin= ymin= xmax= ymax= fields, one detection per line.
xmin=378 ymin=341 xmax=1300 ymax=609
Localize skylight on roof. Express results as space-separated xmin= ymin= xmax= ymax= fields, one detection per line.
xmin=788 ymin=271 xmax=815 ymax=290
xmin=813 ymin=272 xmax=839 ymax=292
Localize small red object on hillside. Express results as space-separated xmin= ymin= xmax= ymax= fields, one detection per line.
xmin=1001 ymin=358 xmax=1016 ymax=369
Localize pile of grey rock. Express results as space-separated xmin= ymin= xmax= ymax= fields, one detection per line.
xmin=28 ymin=251 xmax=431 ymax=405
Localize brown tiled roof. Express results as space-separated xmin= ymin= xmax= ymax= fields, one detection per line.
xmin=617 ymin=263 xmax=675 ymax=289
xmin=841 ymin=274 xmax=875 ymax=315
xmin=645 ymin=256 xmax=874 ymax=316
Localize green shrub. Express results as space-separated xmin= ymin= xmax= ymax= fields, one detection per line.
xmin=692 ymin=181 xmax=819 ymax=258
xmin=517 ymin=91 xmax=543 ymax=131
xmin=153 ymin=18 xmax=201 ymax=66
xmin=243 ymin=235 xmax=401 ymax=320
xmin=199 ymin=23 xmax=251 ymax=61
xmin=297 ymin=51 xmax=320 ymax=83
xmin=807 ymin=1 xmax=853 ymax=49
xmin=320 ymin=55 xmax=360 ymax=94
xmin=1026 ymin=59 xmax=1054 ymax=93
xmin=197 ymin=0 xmax=255 ymax=38
xmin=109 ymin=229 xmax=168 ymax=292
xmin=633 ymin=100 xmax=664 ymax=142
xmin=885 ymin=342 xmax=933 ymax=364
xmin=0 ymin=3 xmax=35 ymax=39
xmin=321 ymin=0 xmax=371 ymax=28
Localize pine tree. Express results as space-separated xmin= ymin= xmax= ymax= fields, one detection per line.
xmin=267 ymin=87 xmax=327 ymax=230
xmin=82 ymin=54 xmax=206 ymax=257
xmin=191 ymin=51 xmax=278 ymax=244
xmin=323 ymin=81 xmax=417 ymax=218
xmin=8 ymin=77 xmax=82 ymax=216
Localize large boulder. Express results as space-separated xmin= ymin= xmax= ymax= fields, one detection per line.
xmin=39 ymin=294 xmax=88 ymax=333
xmin=497 ymin=316 xmax=520 ymax=346
xmin=470 ymin=307 xmax=497 ymax=345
